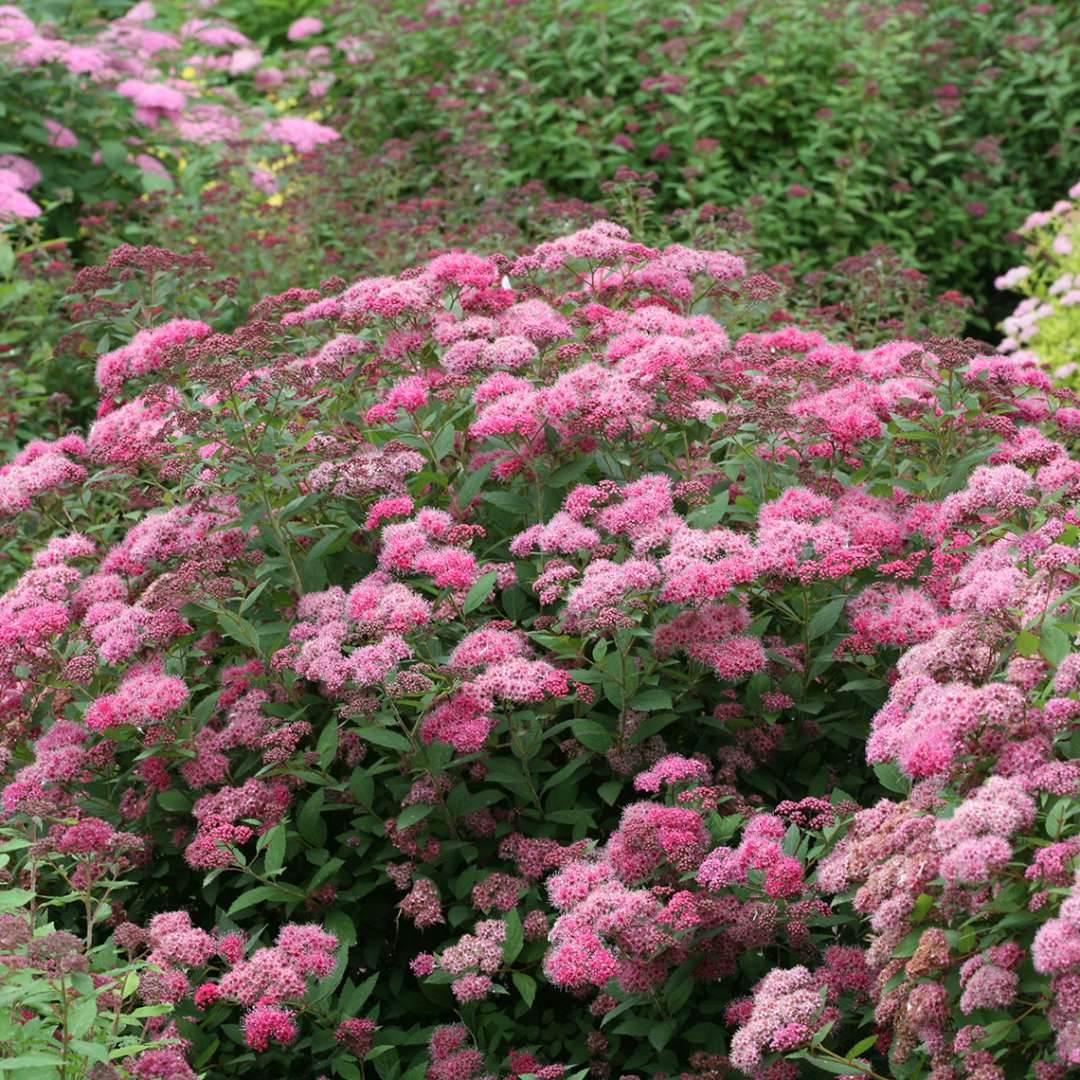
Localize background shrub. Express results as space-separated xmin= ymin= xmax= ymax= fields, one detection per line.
xmin=272 ymin=0 xmax=1080 ymax=327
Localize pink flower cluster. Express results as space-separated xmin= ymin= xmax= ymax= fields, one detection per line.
xmin=697 ymin=814 xmax=805 ymax=899
xmin=0 ymin=436 xmax=87 ymax=517
xmin=96 ymin=319 xmax=213 ymax=397
xmin=0 ymin=153 xmax=42 ymax=219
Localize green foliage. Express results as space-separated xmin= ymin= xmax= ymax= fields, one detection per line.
xmin=313 ymin=0 xmax=1080 ymax=324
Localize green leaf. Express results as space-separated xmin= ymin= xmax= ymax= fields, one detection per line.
xmin=545 ymin=458 xmax=593 ymax=488
xmin=571 ymin=719 xmax=612 ymax=752
xmin=298 ymin=789 xmax=327 ymax=847
xmin=396 ymin=803 xmax=434 ymax=830
xmin=845 ymin=1035 xmax=879 ymax=1058
xmin=1041 ymin=624 xmax=1072 ymax=666
xmin=98 ymin=140 xmax=129 ymax=171
xmin=687 ymin=491 xmax=728 ymax=527
xmin=354 ymin=726 xmax=412 ymax=751
xmin=980 ymin=1019 xmax=1015 ymax=1048
xmin=324 ymin=909 xmax=357 ymax=949
xmin=455 ymin=459 xmax=494 ymax=511
xmin=597 ymin=780 xmax=622 ymax=805
xmin=432 ymin=423 xmax=455 ymax=461
xmin=647 ymin=1021 xmax=676 ymax=1051
xmin=630 ymin=706 xmax=678 ymax=742
xmin=789 ymin=1051 xmax=867 ymax=1075
xmin=502 ymin=908 xmax=524 ymax=964
xmin=0 ymin=888 xmax=34 ymax=910
xmin=317 ymin=721 xmax=340 ymax=769
xmin=340 ymin=972 xmax=379 ymax=1015
xmin=909 ymin=893 xmax=934 ymax=924
xmin=0 ymin=1056 xmax=66 ymax=1071
xmin=140 ymin=169 xmax=173 ymax=193
xmin=157 ymin=790 xmax=192 ymax=813
xmin=214 ymin=608 xmax=263 ymax=654
xmin=807 ymin=597 xmax=846 ymax=642
xmin=67 ymin=995 xmax=99 ymax=1040
xmin=630 ymin=688 xmax=672 ymax=711
xmin=464 ymin=570 xmax=499 ymax=614
xmin=227 ymin=885 xmax=283 ymax=915
xmin=1015 ymin=630 xmax=1040 ymax=658
xmin=1047 ymin=796 xmax=1072 ymax=839
xmin=873 ymin=762 xmax=909 ymax=794
xmin=511 ymin=971 xmax=536 ymax=1008
xmin=264 ymin=823 xmax=287 ymax=875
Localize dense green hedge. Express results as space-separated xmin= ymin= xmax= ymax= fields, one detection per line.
xmin=304 ymin=0 xmax=1080 ymax=324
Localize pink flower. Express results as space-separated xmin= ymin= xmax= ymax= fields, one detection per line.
xmin=399 ymin=878 xmax=443 ymax=928
xmin=995 ymin=266 xmax=1031 ymax=290
xmin=0 ymin=168 xmax=41 ymax=218
xmin=633 ymin=754 xmax=710 ymax=793
xmin=263 ymin=117 xmax=339 ymax=153
xmin=451 ymin=972 xmax=494 ymax=1001
xmin=84 ymin=663 xmax=188 ymax=732
xmin=287 ymin=16 xmax=324 ymax=40
xmin=243 ymin=1005 xmax=297 ymax=1051
xmin=95 ymin=319 xmax=212 ymax=396
xmin=44 ymin=119 xmax=77 ymax=148
xmin=336 ymin=1018 xmax=376 ymax=1058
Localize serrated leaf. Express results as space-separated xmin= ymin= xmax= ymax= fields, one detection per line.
xmin=910 ymin=892 xmax=933 ymax=924
xmin=157 ymin=790 xmax=191 ymax=813
xmin=317 ymin=720 xmax=340 ymax=769
xmin=432 ymin=423 xmax=455 ymax=461
xmin=455 ymin=459 xmax=494 ymax=511
xmin=647 ymin=1020 xmax=676 ymax=1051
xmin=571 ymin=719 xmax=612 ymax=752
xmin=67 ymin=995 xmax=99 ymax=1040
xmin=628 ymin=711 xmax=677 ymax=744
xmin=214 ymin=608 xmax=263 ymax=654
xmin=0 ymin=1056 xmax=66 ymax=1070
xmin=0 ymin=888 xmax=34 ymax=910
xmin=1015 ymin=630 xmax=1040 ymax=658
xmin=324 ymin=909 xmax=357 ymax=948
xmin=597 ymin=780 xmax=622 ymax=805
xmin=1047 ymin=796 xmax=1072 ymax=839
xmin=340 ymin=972 xmax=379 ymax=1015
xmin=298 ymin=789 xmax=327 ymax=847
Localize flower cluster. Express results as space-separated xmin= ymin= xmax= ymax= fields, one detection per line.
xmin=4 ymin=219 xmax=1080 ymax=1078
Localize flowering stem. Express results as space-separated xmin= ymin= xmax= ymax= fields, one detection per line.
xmin=232 ymin=400 xmax=305 ymax=596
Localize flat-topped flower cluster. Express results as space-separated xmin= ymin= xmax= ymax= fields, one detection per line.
xmin=3 ymin=221 xmax=1080 ymax=1077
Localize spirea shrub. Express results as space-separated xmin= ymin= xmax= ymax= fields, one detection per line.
xmin=5 ymin=221 xmax=1080 ymax=1078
